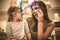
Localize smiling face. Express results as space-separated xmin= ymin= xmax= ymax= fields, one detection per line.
xmin=32 ymin=4 xmax=43 ymax=20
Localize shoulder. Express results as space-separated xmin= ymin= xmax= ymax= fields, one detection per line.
xmin=22 ymin=19 xmax=28 ymax=24
xmin=26 ymin=17 xmax=33 ymax=22
xmin=6 ymin=22 xmax=12 ymax=27
xmin=26 ymin=17 xmax=34 ymax=24
xmin=23 ymin=19 xmax=27 ymax=22
xmin=6 ymin=22 xmax=10 ymax=26
xmin=47 ymin=22 xmax=55 ymax=27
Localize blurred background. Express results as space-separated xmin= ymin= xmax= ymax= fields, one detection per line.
xmin=0 ymin=0 xmax=60 ymax=40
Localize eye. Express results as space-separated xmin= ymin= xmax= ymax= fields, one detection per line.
xmin=35 ymin=8 xmax=37 ymax=9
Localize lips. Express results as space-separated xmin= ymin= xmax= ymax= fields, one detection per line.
xmin=35 ymin=14 xmax=38 ymax=17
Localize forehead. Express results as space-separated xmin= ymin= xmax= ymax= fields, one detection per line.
xmin=32 ymin=4 xmax=40 ymax=8
xmin=13 ymin=11 xmax=22 ymax=14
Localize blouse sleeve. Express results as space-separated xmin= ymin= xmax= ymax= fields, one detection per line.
xmin=6 ymin=23 xmax=12 ymax=37
xmin=24 ymin=20 xmax=30 ymax=33
xmin=47 ymin=22 xmax=55 ymax=28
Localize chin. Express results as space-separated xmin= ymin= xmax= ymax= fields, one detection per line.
xmin=18 ymin=19 xmax=22 ymax=21
xmin=19 ymin=18 xmax=23 ymax=21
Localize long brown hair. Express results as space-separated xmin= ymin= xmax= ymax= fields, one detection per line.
xmin=7 ymin=6 xmax=19 ymax=22
xmin=31 ymin=1 xmax=51 ymax=31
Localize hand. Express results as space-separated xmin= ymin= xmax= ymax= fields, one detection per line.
xmin=37 ymin=10 xmax=44 ymax=22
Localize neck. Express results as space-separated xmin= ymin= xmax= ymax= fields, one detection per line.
xmin=12 ymin=17 xmax=18 ymax=22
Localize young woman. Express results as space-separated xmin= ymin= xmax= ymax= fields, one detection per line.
xmin=6 ymin=6 xmax=32 ymax=40
xmin=26 ymin=1 xmax=55 ymax=40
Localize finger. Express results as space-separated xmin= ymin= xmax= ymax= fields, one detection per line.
xmin=37 ymin=10 xmax=43 ymax=18
xmin=39 ymin=10 xmax=43 ymax=15
xmin=37 ymin=10 xmax=41 ymax=16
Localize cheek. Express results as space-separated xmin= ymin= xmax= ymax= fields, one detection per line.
xmin=19 ymin=14 xmax=22 ymax=18
xmin=17 ymin=14 xmax=22 ymax=18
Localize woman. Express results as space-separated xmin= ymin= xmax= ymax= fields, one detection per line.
xmin=26 ymin=1 xmax=55 ymax=40
xmin=6 ymin=6 xmax=32 ymax=40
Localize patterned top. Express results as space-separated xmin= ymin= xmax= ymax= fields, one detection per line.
xmin=26 ymin=17 xmax=55 ymax=39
